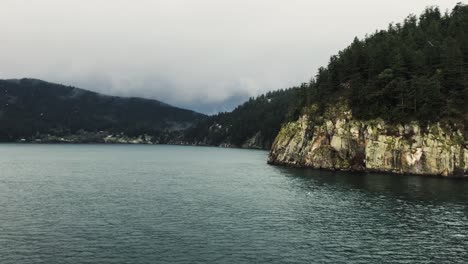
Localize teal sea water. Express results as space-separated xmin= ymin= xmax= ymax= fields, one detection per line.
xmin=1 ymin=144 xmax=467 ymax=263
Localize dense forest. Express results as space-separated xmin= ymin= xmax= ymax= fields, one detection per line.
xmin=294 ymin=3 xmax=467 ymax=128
xmin=182 ymin=87 xmax=302 ymax=148
xmin=0 ymin=79 xmax=205 ymax=141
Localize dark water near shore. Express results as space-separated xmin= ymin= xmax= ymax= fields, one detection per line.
xmin=1 ymin=144 xmax=467 ymax=263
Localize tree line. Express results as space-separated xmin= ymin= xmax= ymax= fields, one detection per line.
xmin=296 ymin=3 xmax=467 ymax=127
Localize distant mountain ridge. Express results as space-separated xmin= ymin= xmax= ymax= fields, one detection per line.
xmin=0 ymin=78 xmax=205 ymax=142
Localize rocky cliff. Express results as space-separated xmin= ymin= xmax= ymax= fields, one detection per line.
xmin=268 ymin=104 xmax=467 ymax=178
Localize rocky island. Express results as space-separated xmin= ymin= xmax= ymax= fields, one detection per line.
xmin=267 ymin=5 xmax=467 ymax=178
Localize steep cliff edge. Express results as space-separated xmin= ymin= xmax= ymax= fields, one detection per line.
xmin=268 ymin=104 xmax=467 ymax=178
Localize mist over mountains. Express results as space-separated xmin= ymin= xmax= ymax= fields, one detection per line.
xmin=2 ymin=1 xmax=461 ymax=115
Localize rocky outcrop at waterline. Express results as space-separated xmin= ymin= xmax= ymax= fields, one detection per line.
xmin=268 ymin=104 xmax=467 ymax=178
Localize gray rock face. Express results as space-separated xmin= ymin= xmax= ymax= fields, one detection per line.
xmin=241 ymin=132 xmax=266 ymax=149
xmin=268 ymin=104 xmax=467 ymax=178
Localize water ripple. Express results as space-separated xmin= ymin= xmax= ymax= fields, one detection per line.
xmin=0 ymin=144 xmax=467 ymax=264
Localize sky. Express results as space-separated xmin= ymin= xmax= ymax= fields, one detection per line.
xmin=0 ymin=0 xmax=463 ymax=114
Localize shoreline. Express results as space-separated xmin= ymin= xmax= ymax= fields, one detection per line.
xmin=267 ymin=159 xmax=468 ymax=180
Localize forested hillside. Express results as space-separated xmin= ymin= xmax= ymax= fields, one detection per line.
xmin=182 ymin=87 xmax=303 ymax=149
xmin=293 ymin=4 xmax=467 ymax=127
xmin=0 ymin=79 xmax=205 ymax=141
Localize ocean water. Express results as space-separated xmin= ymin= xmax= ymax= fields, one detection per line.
xmin=0 ymin=144 xmax=467 ymax=264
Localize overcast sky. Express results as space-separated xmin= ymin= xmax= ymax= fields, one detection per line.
xmin=0 ymin=0 xmax=463 ymax=113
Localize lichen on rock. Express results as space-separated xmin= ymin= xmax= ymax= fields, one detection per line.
xmin=268 ymin=103 xmax=467 ymax=178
